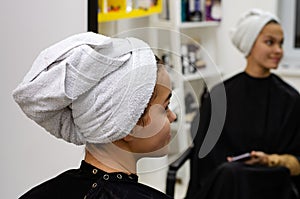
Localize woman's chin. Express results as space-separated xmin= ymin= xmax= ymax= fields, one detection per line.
xmin=145 ymin=145 xmax=169 ymax=158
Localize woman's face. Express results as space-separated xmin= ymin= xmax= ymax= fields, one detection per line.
xmin=126 ymin=67 xmax=177 ymax=156
xmin=247 ymin=22 xmax=284 ymax=76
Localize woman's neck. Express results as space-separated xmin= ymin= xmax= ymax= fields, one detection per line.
xmin=84 ymin=143 xmax=137 ymax=175
xmin=244 ymin=64 xmax=271 ymax=78
xmin=245 ymin=58 xmax=272 ymax=78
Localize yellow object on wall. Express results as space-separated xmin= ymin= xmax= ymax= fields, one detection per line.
xmin=98 ymin=0 xmax=162 ymax=22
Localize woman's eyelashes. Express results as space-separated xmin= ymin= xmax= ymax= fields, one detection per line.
xmin=165 ymin=102 xmax=170 ymax=111
xmin=265 ymin=38 xmax=283 ymax=48
xmin=265 ymin=39 xmax=274 ymax=46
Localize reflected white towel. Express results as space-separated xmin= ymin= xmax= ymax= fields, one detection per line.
xmin=230 ymin=8 xmax=279 ymax=57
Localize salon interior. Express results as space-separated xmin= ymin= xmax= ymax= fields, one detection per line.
xmin=2 ymin=0 xmax=300 ymax=198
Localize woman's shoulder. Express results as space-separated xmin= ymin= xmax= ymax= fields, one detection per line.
xmin=85 ymin=179 xmax=172 ymax=199
xmin=133 ymin=182 xmax=172 ymax=198
xmin=19 ymin=167 xmax=93 ymax=199
xmin=220 ymin=70 xmax=245 ymax=84
xmin=110 ymin=180 xmax=172 ymax=199
xmin=209 ymin=71 xmax=245 ymax=93
xmin=271 ymin=73 xmax=300 ymax=98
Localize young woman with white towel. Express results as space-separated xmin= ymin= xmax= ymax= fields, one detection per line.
xmin=186 ymin=9 xmax=300 ymax=199
xmin=13 ymin=32 xmax=176 ymax=199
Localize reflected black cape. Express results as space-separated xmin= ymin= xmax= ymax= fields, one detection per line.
xmin=186 ymin=72 xmax=300 ymax=199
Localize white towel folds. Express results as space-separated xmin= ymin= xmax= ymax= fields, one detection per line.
xmin=13 ymin=32 xmax=157 ymax=145
xmin=230 ymin=8 xmax=279 ymax=57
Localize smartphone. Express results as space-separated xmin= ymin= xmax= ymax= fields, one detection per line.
xmin=230 ymin=152 xmax=251 ymax=162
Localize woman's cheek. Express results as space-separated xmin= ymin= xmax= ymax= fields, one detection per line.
xmin=131 ymin=104 xmax=167 ymax=139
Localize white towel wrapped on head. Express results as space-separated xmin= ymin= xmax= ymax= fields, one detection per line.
xmin=13 ymin=32 xmax=157 ymax=145
xmin=230 ymin=8 xmax=279 ymax=57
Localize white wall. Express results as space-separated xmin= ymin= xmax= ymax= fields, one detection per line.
xmin=0 ymin=1 xmax=86 ymax=198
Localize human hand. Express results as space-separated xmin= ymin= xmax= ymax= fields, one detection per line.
xmin=227 ymin=151 xmax=269 ymax=165
xmin=228 ymin=151 xmax=300 ymax=175
xmin=244 ymin=151 xmax=269 ymax=165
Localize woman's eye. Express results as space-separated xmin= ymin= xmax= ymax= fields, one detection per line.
xmin=165 ymin=103 xmax=170 ymax=111
xmin=265 ymin=40 xmax=273 ymax=46
xmin=279 ymin=41 xmax=284 ymax=48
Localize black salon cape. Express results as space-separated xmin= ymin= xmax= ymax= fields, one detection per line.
xmin=186 ymin=72 xmax=300 ymax=199
xmin=19 ymin=161 xmax=171 ymax=199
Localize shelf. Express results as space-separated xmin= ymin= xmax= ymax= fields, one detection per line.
xmin=179 ymin=21 xmax=220 ymax=29
xmin=98 ymin=0 xmax=162 ymax=22
xmin=183 ymin=73 xmax=204 ymax=81
xmin=273 ymin=68 xmax=300 ymax=77
xmin=151 ymin=19 xmax=220 ymax=29
xmin=183 ymin=67 xmax=222 ymax=81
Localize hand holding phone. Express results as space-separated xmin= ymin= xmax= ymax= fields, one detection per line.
xmin=227 ymin=152 xmax=251 ymax=162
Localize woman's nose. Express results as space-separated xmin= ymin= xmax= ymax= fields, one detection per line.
xmin=275 ymin=43 xmax=283 ymax=54
xmin=168 ymin=110 xmax=177 ymax=123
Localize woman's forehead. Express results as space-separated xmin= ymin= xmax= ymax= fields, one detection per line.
xmin=156 ymin=67 xmax=171 ymax=90
xmin=261 ymin=23 xmax=283 ymax=37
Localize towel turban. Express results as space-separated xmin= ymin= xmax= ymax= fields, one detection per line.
xmin=230 ymin=8 xmax=279 ymax=57
xmin=13 ymin=32 xmax=157 ymax=145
